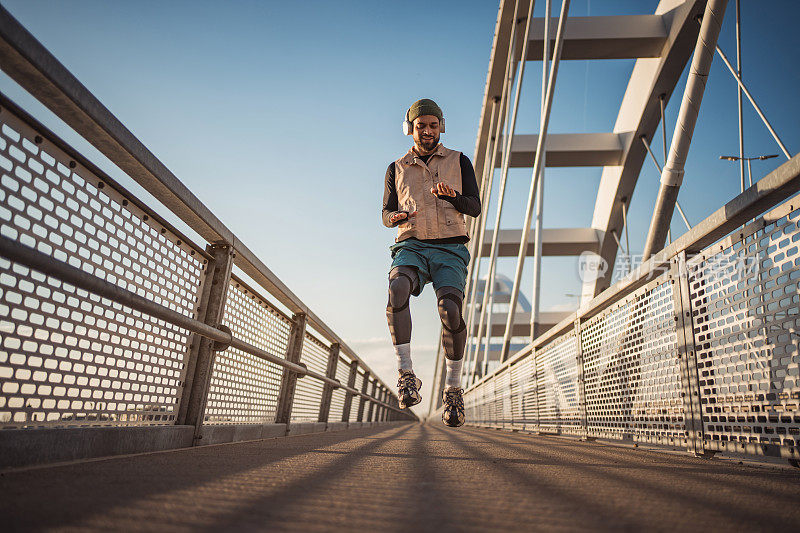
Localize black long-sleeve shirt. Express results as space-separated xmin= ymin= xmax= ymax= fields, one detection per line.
xmin=382 ymin=152 xmax=481 ymax=244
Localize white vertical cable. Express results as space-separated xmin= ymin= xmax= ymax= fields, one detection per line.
xmin=463 ymin=76 xmax=513 ymax=382
xmin=461 ymin=100 xmax=499 ymax=384
xmin=500 ymin=0 xmax=571 ymax=362
xmin=465 ymin=0 xmax=524 ymax=383
xmin=735 ymin=0 xmax=745 ymax=192
xmin=530 ymin=0 xmax=550 ymax=343
xmin=715 ymin=46 xmax=790 ymax=160
xmin=470 ymin=0 xmax=537 ymax=380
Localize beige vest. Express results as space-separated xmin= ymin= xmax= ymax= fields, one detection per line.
xmin=394 ymin=144 xmax=468 ymax=242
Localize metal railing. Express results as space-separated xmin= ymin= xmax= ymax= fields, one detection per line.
xmin=0 ymin=8 xmax=414 ymax=467
xmin=437 ymin=153 xmax=800 ymax=462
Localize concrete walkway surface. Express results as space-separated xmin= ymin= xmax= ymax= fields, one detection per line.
xmin=2 ymin=422 xmax=800 ymax=532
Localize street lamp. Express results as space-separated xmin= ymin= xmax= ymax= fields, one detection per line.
xmin=720 ymin=154 xmax=778 ymax=189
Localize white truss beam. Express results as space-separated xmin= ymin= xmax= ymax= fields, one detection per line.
xmin=498 ymin=132 xmax=630 ymax=167
xmin=528 ymin=15 xmax=668 ymax=60
xmin=480 ymin=227 xmax=602 ymax=257
xmin=470 ymin=311 xmax=572 ymax=337
xmin=472 ymin=0 xmax=534 ymax=187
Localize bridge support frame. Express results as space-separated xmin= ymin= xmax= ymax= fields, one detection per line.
xmin=342 ymin=361 xmax=360 ymax=422
xmin=643 ymin=0 xmax=729 ymax=259
xmin=275 ymin=313 xmax=308 ymax=426
xmin=177 ymin=243 xmax=234 ymax=442
xmin=318 ymin=343 xmax=340 ymax=423
xmin=671 ymin=252 xmax=707 ymax=456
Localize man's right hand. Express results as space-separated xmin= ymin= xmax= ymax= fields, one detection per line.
xmin=390 ymin=211 xmax=416 ymax=224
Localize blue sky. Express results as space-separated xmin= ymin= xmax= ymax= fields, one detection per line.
xmin=2 ymin=0 xmax=798 ymax=414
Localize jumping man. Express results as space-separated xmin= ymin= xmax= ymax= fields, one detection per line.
xmin=381 ymin=99 xmax=481 ymax=427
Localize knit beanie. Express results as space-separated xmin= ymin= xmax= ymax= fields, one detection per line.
xmin=407 ymin=99 xmax=443 ymax=123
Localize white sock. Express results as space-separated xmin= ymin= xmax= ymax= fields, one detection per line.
xmin=445 ymin=358 xmax=463 ymax=389
xmin=395 ymin=343 xmax=412 ymax=373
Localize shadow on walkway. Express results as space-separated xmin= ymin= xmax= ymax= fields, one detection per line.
xmin=2 ymin=422 xmax=800 ymax=532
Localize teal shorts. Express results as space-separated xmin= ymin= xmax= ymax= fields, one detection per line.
xmin=389 ymin=239 xmax=470 ymax=296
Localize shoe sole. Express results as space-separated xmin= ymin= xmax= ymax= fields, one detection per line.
xmin=399 ymin=393 xmax=422 ymax=409
xmin=442 ymin=413 xmax=464 ymax=427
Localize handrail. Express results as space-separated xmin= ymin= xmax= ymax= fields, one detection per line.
xmin=0 ymin=5 xmax=395 ymax=396
xmin=464 ymin=150 xmax=800 ymax=395
xmin=0 ymin=92 xmax=211 ymax=264
xmin=0 ymin=90 xmax=406 ymax=418
xmin=0 ymin=235 xmax=405 ymax=415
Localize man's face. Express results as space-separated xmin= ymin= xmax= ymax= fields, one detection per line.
xmin=412 ymin=115 xmax=441 ymax=153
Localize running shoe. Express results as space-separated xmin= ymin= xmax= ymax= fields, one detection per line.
xmin=397 ymin=370 xmax=422 ymax=409
xmin=442 ymin=387 xmax=465 ymax=427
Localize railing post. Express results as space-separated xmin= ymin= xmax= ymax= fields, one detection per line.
xmin=386 ymin=390 xmax=392 ymax=421
xmin=275 ymin=312 xmax=308 ymax=426
xmin=317 ymin=343 xmax=340 ymax=423
xmin=377 ymin=387 xmax=384 ymax=422
xmin=672 ymin=252 xmax=707 ymax=456
xmin=378 ymin=384 xmax=386 ymax=422
xmin=575 ymin=318 xmax=591 ymax=441
xmin=367 ymin=380 xmax=378 ymax=422
xmin=530 ymin=348 xmax=537 ymax=433
xmin=176 ymin=243 xmax=234 ymax=442
xmin=356 ymin=371 xmax=370 ymax=422
xmin=380 ymin=388 xmax=388 ymax=422
xmin=340 ymin=359 xmax=359 ymax=422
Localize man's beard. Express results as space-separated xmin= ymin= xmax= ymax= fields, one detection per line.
xmin=416 ymin=134 xmax=439 ymax=152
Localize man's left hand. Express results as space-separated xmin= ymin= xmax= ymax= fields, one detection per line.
xmin=431 ymin=182 xmax=456 ymax=198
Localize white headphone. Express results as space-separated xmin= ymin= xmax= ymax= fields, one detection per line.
xmin=402 ymin=108 xmax=445 ymax=136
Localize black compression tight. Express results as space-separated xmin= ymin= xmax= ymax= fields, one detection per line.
xmin=386 ymin=266 xmax=417 ymax=345
xmin=436 ymin=287 xmax=466 ymax=361
xmin=386 ymin=266 xmax=466 ymax=362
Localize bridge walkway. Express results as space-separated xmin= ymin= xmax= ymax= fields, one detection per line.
xmin=3 ymin=423 xmax=800 ymax=532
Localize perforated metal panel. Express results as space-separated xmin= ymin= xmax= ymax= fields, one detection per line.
xmin=470 ymin=377 xmax=490 ymax=424
xmin=291 ymin=333 xmax=328 ymax=421
xmin=464 ymin=380 xmax=482 ymax=423
xmin=0 ymin=113 xmax=205 ymax=316
xmin=509 ymin=354 xmax=536 ymax=429
xmin=536 ymin=330 xmax=581 ymax=435
xmin=520 ymin=355 xmax=538 ymax=430
xmin=476 ymin=377 xmax=495 ymax=425
xmin=463 ymin=281 xmax=686 ymax=444
xmin=0 ymin=259 xmax=196 ymax=427
xmin=204 ymin=278 xmax=290 ymax=424
xmin=494 ymin=368 xmax=511 ymax=427
xmin=581 ymin=279 xmax=685 ymax=444
xmin=0 ymin=105 xmax=206 ymax=428
xmin=688 ymin=205 xmax=800 ymax=453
